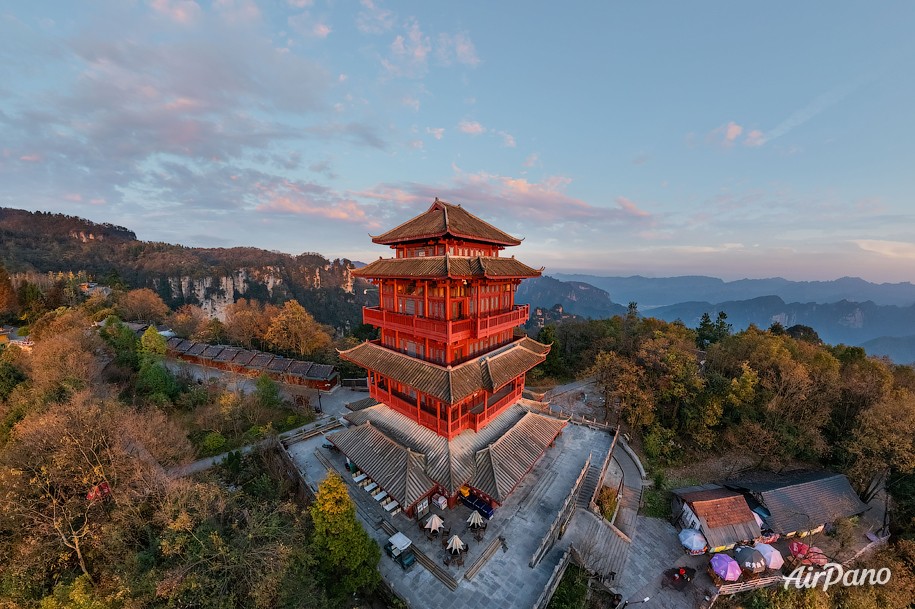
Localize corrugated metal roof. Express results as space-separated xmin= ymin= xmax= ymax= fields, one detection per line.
xmin=339 ymin=338 xmax=549 ymax=404
xmin=371 ymin=199 xmax=521 ymax=246
xmin=354 ymin=255 xmax=540 ymax=280
xmin=724 ymin=471 xmax=868 ymax=535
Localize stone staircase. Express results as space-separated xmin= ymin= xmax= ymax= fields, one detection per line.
xmin=575 ymin=446 xmax=610 ymax=510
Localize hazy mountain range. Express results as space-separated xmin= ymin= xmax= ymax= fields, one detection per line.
xmin=519 ymin=275 xmax=915 ymax=364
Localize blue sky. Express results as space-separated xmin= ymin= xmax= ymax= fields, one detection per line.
xmin=2 ymin=1 xmax=914 ymax=282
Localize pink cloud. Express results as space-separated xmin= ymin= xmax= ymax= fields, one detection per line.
xmin=150 ymin=0 xmax=202 ymax=25
xmin=383 ymin=19 xmax=430 ymax=77
xmin=426 ymin=127 xmax=444 ymax=140
xmin=19 ymin=154 xmax=42 ymax=162
xmin=356 ymin=0 xmax=394 ymax=34
xmin=313 ymin=23 xmax=331 ymax=38
xmin=402 ymin=95 xmax=420 ymax=111
xmin=436 ymin=32 xmax=480 ymax=67
xmin=724 ymin=121 xmax=743 ymax=142
xmin=498 ymin=131 xmax=516 ymax=147
xmin=523 ymin=153 xmax=540 ymax=168
xmin=408 ymin=139 xmax=423 ymax=150
xmin=615 ymin=196 xmax=652 ymax=218
xmin=213 ymin=0 xmax=261 ymax=24
xmin=458 ymin=120 xmax=485 ymax=135
xmin=745 ymin=129 xmax=765 ymax=147
xmin=64 ymin=193 xmax=83 ymax=202
xmin=359 ymin=168 xmax=657 ymax=229
xmin=254 ymin=179 xmax=381 ymax=228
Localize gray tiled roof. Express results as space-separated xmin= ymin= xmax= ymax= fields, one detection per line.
xmin=371 ymin=199 xmax=521 ymax=246
xmin=339 ymin=337 xmax=549 ymax=404
xmin=724 ymin=471 xmax=868 ymax=535
xmin=354 ymin=255 xmax=541 ymax=280
xmin=345 ymin=397 xmax=380 ymax=411
xmin=471 ymin=412 xmax=567 ymax=502
xmin=332 ymin=404 xmax=565 ymax=503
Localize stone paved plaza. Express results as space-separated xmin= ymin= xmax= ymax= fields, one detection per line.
xmin=288 ymin=418 xmax=614 ymax=609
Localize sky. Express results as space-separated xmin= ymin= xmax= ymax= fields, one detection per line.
xmin=2 ymin=1 xmax=915 ymax=283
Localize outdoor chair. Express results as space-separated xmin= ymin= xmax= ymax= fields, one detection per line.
xmin=443 ymin=556 xmax=451 ymax=567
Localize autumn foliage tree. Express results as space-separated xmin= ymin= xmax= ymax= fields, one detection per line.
xmin=265 ymin=301 xmax=332 ymax=358
xmin=117 ymin=288 xmax=169 ymax=323
xmin=309 ymin=472 xmax=380 ymax=600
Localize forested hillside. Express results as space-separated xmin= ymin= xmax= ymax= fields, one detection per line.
xmin=1 ymin=208 xmax=371 ymax=329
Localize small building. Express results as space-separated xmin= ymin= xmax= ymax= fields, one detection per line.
xmin=671 ymin=484 xmax=761 ymax=553
xmin=724 ymin=470 xmax=869 ymax=538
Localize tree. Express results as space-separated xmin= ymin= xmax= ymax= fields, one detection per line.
xmin=309 ymin=472 xmax=380 ymax=599
xmin=117 ymin=288 xmax=169 ymax=323
xmin=587 ymin=351 xmax=653 ymax=428
xmin=100 ymin=316 xmax=140 ymax=371
xmin=264 ymin=301 xmax=332 ymax=358
xmin=139 ymin=325 xmax=167 ymax=358
xmin=0 ymin=263 xmax=18 ymax=320
xmin=847 ymin=388 xmax=915 ymax=493
xmin=168 ymin=304 xmax=207 ymax=338
xmin=225 ymin=299 xmax=278 ymax=349
xmin=696 ymin=311 xmax=731 ymax=349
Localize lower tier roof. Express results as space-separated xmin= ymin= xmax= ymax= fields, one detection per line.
xmin=338 ymin=337 xmax=550 ymax=404
xmin=326 ymin=403 xmax=567 ymax=508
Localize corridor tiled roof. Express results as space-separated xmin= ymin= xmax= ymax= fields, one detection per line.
xmin=338 ymin=337 xmax=550 ymax=404
xmin=353 ymin=255 xmax=541 ymax=279
xmin=371 ymin=199 xmax=522 ymax=246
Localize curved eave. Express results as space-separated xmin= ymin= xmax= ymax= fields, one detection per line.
xmin=371 ymin=230 xmax=521 ymax=247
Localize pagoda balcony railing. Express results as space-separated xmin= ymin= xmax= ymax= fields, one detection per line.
xmin=363 ymin=304 xmax=529 ymax=343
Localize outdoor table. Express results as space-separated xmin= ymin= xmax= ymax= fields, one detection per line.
xmin=384 ymin=501 xmax=399 ymax=512
xmin=374 ymin=490 xmax=388 ymax=502
xmin=352 ymin=473 xmax=367 ymax=484
xmin=364 ymin=482 xmax=378 ymax=493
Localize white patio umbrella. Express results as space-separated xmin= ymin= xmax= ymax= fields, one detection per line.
xmin=678 ymin=528 xmax=707 ymax=552
xmin=447 ymin=534 xmax=466 ymax=554
xmin=424 ymin=514 xmax=444 ymax=531
xmin=754 ymin=543 xmax=784 ymax=570
xmin=467 ymin=511 xmax=485 ymax=528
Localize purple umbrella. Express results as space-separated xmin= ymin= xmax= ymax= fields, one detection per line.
xmin=710 ymin=553 xmax=741 ymax=581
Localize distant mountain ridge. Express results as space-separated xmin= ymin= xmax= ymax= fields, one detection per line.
xmin=552 ymin=273 xmax=915 ymax=308
xmin=0 ymin=207 xmax=369 ymax=327
xmin=515 ymin=276 xmax=627 ymax=319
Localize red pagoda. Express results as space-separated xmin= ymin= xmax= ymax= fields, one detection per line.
xmin=329 ymin=199 xmax=564 ymax=516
